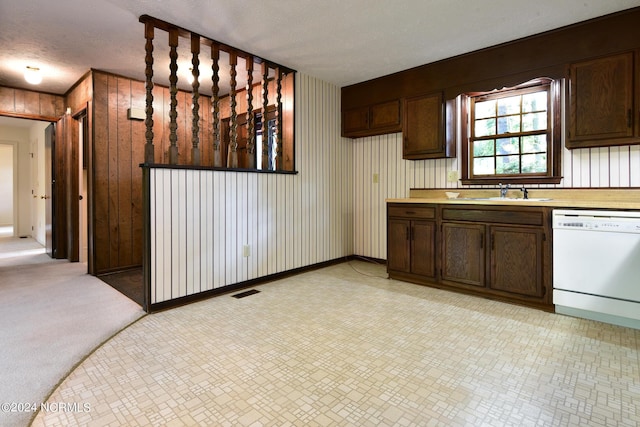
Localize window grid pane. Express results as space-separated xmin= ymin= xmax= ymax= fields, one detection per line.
xmin=470 ymin=86 xmax=549 ymax=178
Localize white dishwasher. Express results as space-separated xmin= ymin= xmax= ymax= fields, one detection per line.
xmin=553 ymin=209 xmax=640 ymax=329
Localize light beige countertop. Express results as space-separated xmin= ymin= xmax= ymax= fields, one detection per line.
xmin=387 ymin=188 xmax=640 ymax=210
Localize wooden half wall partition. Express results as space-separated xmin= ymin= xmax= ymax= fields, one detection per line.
xmin=89 ymin=67 xmax=295 ymax=275
xmin=142 ymin=165 xmax=302 ymax=312
xmin=138 ymin=16 xmax=299 ymax=310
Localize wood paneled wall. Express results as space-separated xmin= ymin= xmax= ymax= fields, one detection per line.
xmin=0 ymin=87 xmax=65 ymax=120
xmin=66 ymin=72 xmax=92 ymax=113
xmin=92 ymin=71 xmax=146 ymax=273
xmin=146 ymin=74 xmax=352 ymax=308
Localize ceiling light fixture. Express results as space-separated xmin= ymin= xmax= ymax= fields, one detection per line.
xmin=24 ymin=66 xmax=42 ymax=85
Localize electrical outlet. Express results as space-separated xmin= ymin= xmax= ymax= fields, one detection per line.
xmin=373 ymin=173 xmax=379 ymax=184
xmin=242 ymin=245 xmax=250 ymax=257
xmin=447 ymin=170 xmax=458 ymax=182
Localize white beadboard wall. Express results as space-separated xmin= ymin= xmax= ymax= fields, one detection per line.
xmin=148 ymin=73 xmax=353 ymax=305
xmin=352 ymin=95 xmax=640 ymax=260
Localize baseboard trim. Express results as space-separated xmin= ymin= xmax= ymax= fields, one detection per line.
xmin=147 ymin=255 xmax=372 ymax=313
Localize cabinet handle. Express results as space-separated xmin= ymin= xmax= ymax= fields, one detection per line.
xmin=406 ymin=226 xmax=410 ymax=241
xmin=628 ymin=109 xmax=632 ymax=128
xmin=405 ymin=211 xmax=416 ymax=215
xmin=491 ymin=234 xmax=495 ymax=250
xmin=480 ymin=234 xmax=484 ymax=248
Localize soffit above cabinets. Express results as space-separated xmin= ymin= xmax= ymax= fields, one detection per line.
xmin=1 ymin=0 xmax=639 ymax=95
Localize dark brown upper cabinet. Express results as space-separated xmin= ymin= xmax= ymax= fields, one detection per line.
xmin=342 ymin=99 xmax=401 ymax=138
xmin=341 ymin=8 xmax=640 ymax=153
xmin=567 ymin=51 xmax=640 ymax=148
xmin=403 ymin=92 xmax=455 ymax=160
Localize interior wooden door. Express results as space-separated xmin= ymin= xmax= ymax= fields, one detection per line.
xmin=44 ymin=123 xmax=55 ymax=257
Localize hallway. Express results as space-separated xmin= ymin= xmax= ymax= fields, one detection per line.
xmin=0 ymin=235 xmax=145 ymax=427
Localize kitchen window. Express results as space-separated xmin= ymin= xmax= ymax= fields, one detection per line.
xmin=460 ymin=78 xmax=562 ymax=185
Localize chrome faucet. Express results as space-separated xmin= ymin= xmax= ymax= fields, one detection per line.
xmin=499 ymin=182 xmax=510 ymax=198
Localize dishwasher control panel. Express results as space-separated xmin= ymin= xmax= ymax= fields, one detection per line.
xmin=553 ymin=209 xmax=640 ymax=233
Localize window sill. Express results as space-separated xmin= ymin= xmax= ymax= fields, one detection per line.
xmin=460 ymin=176 xmax=562 ymax=186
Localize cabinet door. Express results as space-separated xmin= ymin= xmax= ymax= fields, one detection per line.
xmin=403 ymin=92 xmax=450 ymax=159
xmin=489 ymin=226 xmax=544 ymax=297
xmin=411 ymin=220 xmax=436 ymax=278
xmin=343 ymin=106 xmax=370 ymax=135
xmin=387 ymin=218 xmax=410 ymax=272
xmin=370 ymin=100 xmax=401 ymax=130
xmin=441 ymin=222 xmax=485 ymax=287
xmin=343 ymin=101 xmax=402 ymax=137
xmin=568 ymin=52 xmax=637 ymax=148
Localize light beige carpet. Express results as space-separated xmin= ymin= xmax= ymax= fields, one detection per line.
xmin=0 ymin=237 xmax=145 ymax=427
xmin=0 ymin=235 xmax=51 ymax=268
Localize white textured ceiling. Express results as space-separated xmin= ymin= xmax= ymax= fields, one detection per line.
xmin=1 ymin=0 xmax=640 ymax=96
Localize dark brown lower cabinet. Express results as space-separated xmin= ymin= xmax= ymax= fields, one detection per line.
xmin=387 ymin=203 xmax=552 ymax=311
xmin=489 ymin=226 xmax=544 ymax=298
xmin=387 ymin=204 xmax=436 ymax=281
xmin=388 ymin=219 xmax=436 ymax=278
xmin=441 ymin=222 xmax=485 ymax=287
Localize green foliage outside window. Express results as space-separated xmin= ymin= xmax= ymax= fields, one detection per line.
xmin=470 ymin=85 xmax=550 ymax=178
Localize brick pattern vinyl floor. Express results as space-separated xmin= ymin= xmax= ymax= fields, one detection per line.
xmin=31 ymin=261 xmax=640 ymax=426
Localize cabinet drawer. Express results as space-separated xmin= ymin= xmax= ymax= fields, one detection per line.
xmin=441 ymin=207 xmax=543 ymax=226
xmin=388 ymin=205 xmax=436 ymax=219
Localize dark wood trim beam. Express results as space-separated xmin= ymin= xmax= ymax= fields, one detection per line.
xmin=342 ymin=7 xmax=640 ymax=109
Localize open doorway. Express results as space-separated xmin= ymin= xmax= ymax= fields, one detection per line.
xmin=0 ymin=143 xmax=16 ymax=237
xmin=0 ymin=117 xmax=50 ymax=266
xmin=0 ymin=114 xmax=88 ymax=267
xmin=76 ymin=112 xmax=89 ymax=264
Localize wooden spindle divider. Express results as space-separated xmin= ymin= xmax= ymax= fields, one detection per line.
xmin=246 ymin=57 xmax=255 ymax=169
xmin=168 ymin=28 xmax=179 ymax=165
xmin=144 ymin=22 xmax=155 ymax=163
xmin=138 ymin=15 xmax=294 ymax=170
xmin=274 ymin=67 xmax=283 ymax=170
xmin=211 ymin=44 xmax=222 ymax=167
xmin=261 ymin=62 xmax=270 ymax=170
xmin=227 ymin=52 xmax=238 ymax=168
xmin=190 ymin=34 xmax=201 ymax=166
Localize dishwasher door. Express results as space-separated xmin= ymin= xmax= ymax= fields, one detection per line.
xmin=553 ymin=209 xmax=640 ymax=328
